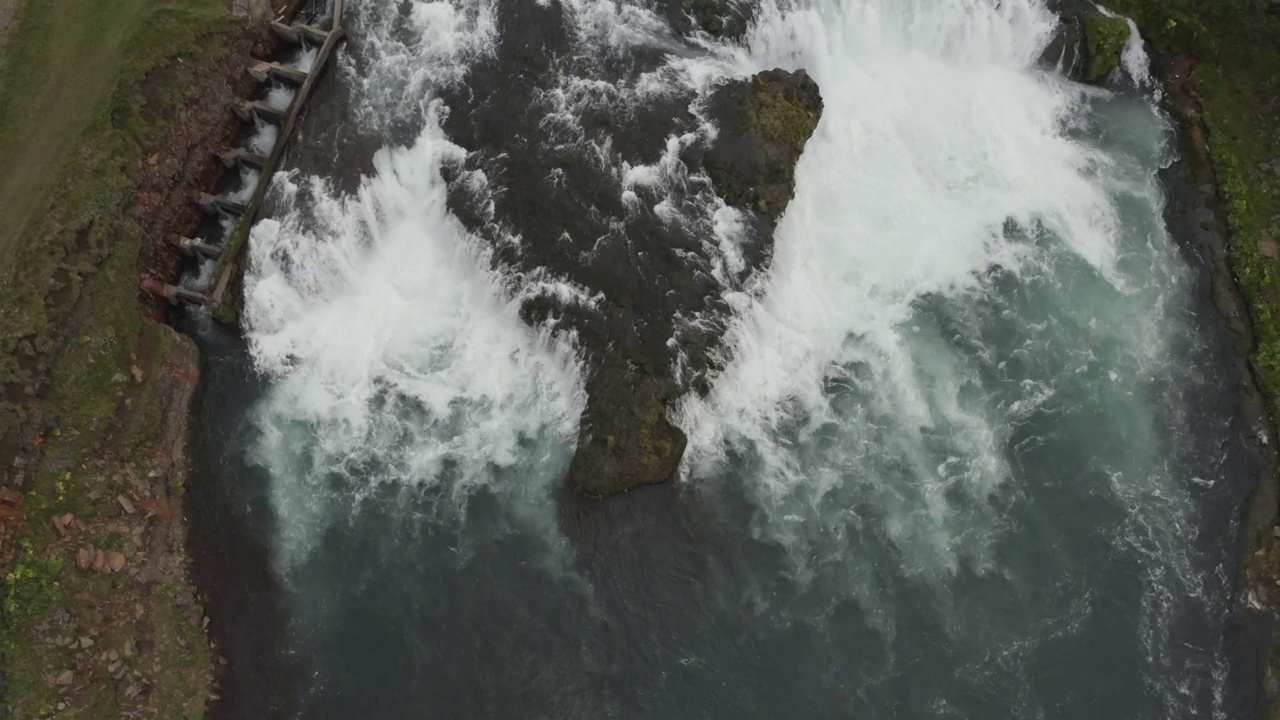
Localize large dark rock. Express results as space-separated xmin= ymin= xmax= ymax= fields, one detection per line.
xmin=567 ymin=69 xmax=823 ymax=497
xmin=568 ymin=341 xmax=688 ymax=498
xmin=704 ymin=69 xmax=823 ymax=218
xmin=435 ymin=0 xmax=822 ymax=499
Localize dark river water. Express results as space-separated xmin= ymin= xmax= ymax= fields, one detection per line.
xmin=183 ymin=0 xmax=1272 ymax=717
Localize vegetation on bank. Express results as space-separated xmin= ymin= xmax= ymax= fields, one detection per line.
xmin=0 ymin=0 xmax=229 ymax=454
xmin=1083 ymin=12 xmax=1129 ymax=83
xmin=0 ymin=0 xmax=243 ymax=716
xmin=1102 ymin=0 xmax=1280 ymax=423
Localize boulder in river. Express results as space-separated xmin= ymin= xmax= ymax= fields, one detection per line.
xmin=568 ymin=344 xmax=688 ymax=498
xmin=438 ymin=1 xmax=823 ymax=498
xmin=567 ymin=68 xmax=823 ymax=497
xmin=704 ymin=69 xmax=823 ymax=218
xmin=1084 ymin=11 xmax=1130 ymax=83
xmin=1038 ymin=0 xmax=1130 ymax=85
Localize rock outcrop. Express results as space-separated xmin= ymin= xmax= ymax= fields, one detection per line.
xmin=567 ymin=69 xmax=823 ymax=498
xmin=1038 ymin=0 xmax=1130 ymax=84
xmin=704 ymin=69 xmax=822 ymax=219
xmin=1083 ymin=11 xmax=1130 ymax=83
xmin=435 ymin=0 xmax=822 ymax=499
xmin=567 ymin=344 xmax=688 ymax=498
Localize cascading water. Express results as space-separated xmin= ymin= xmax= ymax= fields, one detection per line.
xmin=188 ymin=0 xmax=1262 ymax=717
xmin=178 ymin=47 xmax=310 ymax=295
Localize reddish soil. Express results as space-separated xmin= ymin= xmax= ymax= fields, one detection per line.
xmin=134 ymin=26 xmax=279 ymax=321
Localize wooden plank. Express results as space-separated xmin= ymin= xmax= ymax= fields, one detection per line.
xmin=205 ymin=0 xmax=345 ymax=312
xmin=218 ymin=148 xmax=269 ymax=170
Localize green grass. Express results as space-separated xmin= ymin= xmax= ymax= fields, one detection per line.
xmin=0 ymin=0 xmax=230 ymax=582
xmin=0 ymin=0 xmax=226 ymax=259
xmin=0 ymin=0 xmax=231 ymax=446
xmin=0 ymin=1 xmax=238 ymax=715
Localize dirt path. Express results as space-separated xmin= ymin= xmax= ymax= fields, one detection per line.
xmin=0 ymin=0 xmax=20 ymax=46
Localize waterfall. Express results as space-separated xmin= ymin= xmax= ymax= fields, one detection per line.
xmin=218 ymin=2 xmax=1250 ymax=717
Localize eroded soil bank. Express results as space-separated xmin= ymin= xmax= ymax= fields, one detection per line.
xmin=0 ymin=4 xmax=281 ymax=717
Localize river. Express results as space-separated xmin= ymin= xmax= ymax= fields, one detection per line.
xmin=185 ymin=0 xmax=1266 ymax=717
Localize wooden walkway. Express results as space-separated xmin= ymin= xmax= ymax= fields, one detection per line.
xmin=181 ymin=0 xmax=346 ymax=314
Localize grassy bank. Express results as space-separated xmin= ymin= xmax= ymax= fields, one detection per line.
xmin=0 ymin=0 xmax=227 ymax=258
xmin=0 ymin=0 xmax=249 ymax=717
xmin=0 ymin=0 xmax=232 ymax=450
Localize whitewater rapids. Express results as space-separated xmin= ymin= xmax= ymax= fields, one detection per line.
xmin=195 ymin=0 xmax=1262 ymax=717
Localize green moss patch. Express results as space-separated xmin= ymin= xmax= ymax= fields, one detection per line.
xmin=1084 ymin=12 xmax=1130 ymax=83
xmin=748 ymin=74 xmax=819 ymax=153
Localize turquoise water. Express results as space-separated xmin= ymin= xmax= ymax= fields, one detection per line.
xmin=187 ymin=1 xmax=1264 ymax=718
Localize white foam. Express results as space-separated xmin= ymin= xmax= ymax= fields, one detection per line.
xmin=228 ymin=168 xmax=259 ymax=204
xmin=286 ymin=45 xmax=319 ymax=73
xmin=665 ymin=0 xmax=1223 ymax=711
xmin=339 ymin=0 xmax=499 ymax=131
xmin=264 ymin=84 xmax=296 ymax=111
xmin=679 ymin=0 xmax=1111 ymax=507
xmin=560 ymin=0 xmax=682 ymax=56
xmin=236 ymin=0 xmax=1233 ymax=710
xmin=244 ymin=117 xmax=584 ymax=564
xmin=1120 ymin=17 xmax=1154 ymax=89
xmin=1097 ymin=5 xmax=1154 ymax=89
xmin=246 ymin=118 xmax=278 ymax=156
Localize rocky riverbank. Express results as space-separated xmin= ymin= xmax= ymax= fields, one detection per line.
xmin=0 ymin=4 xmax=278 ymax=716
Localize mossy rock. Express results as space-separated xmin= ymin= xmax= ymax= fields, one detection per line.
xmin=748 ymin=74 xmax=820 ymax=153
xmin=703 ymin=68 xmax=824 ymax=217
xmin=1099 ymin=0 xmax=1212 ymax=56
xmin=1084 ymin=11 xmax=1130 ymax=83
xmin=564 ymin=71 xmax=822 ymax=498
xmin=567 ymin=347 xmax=687 ymax=498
